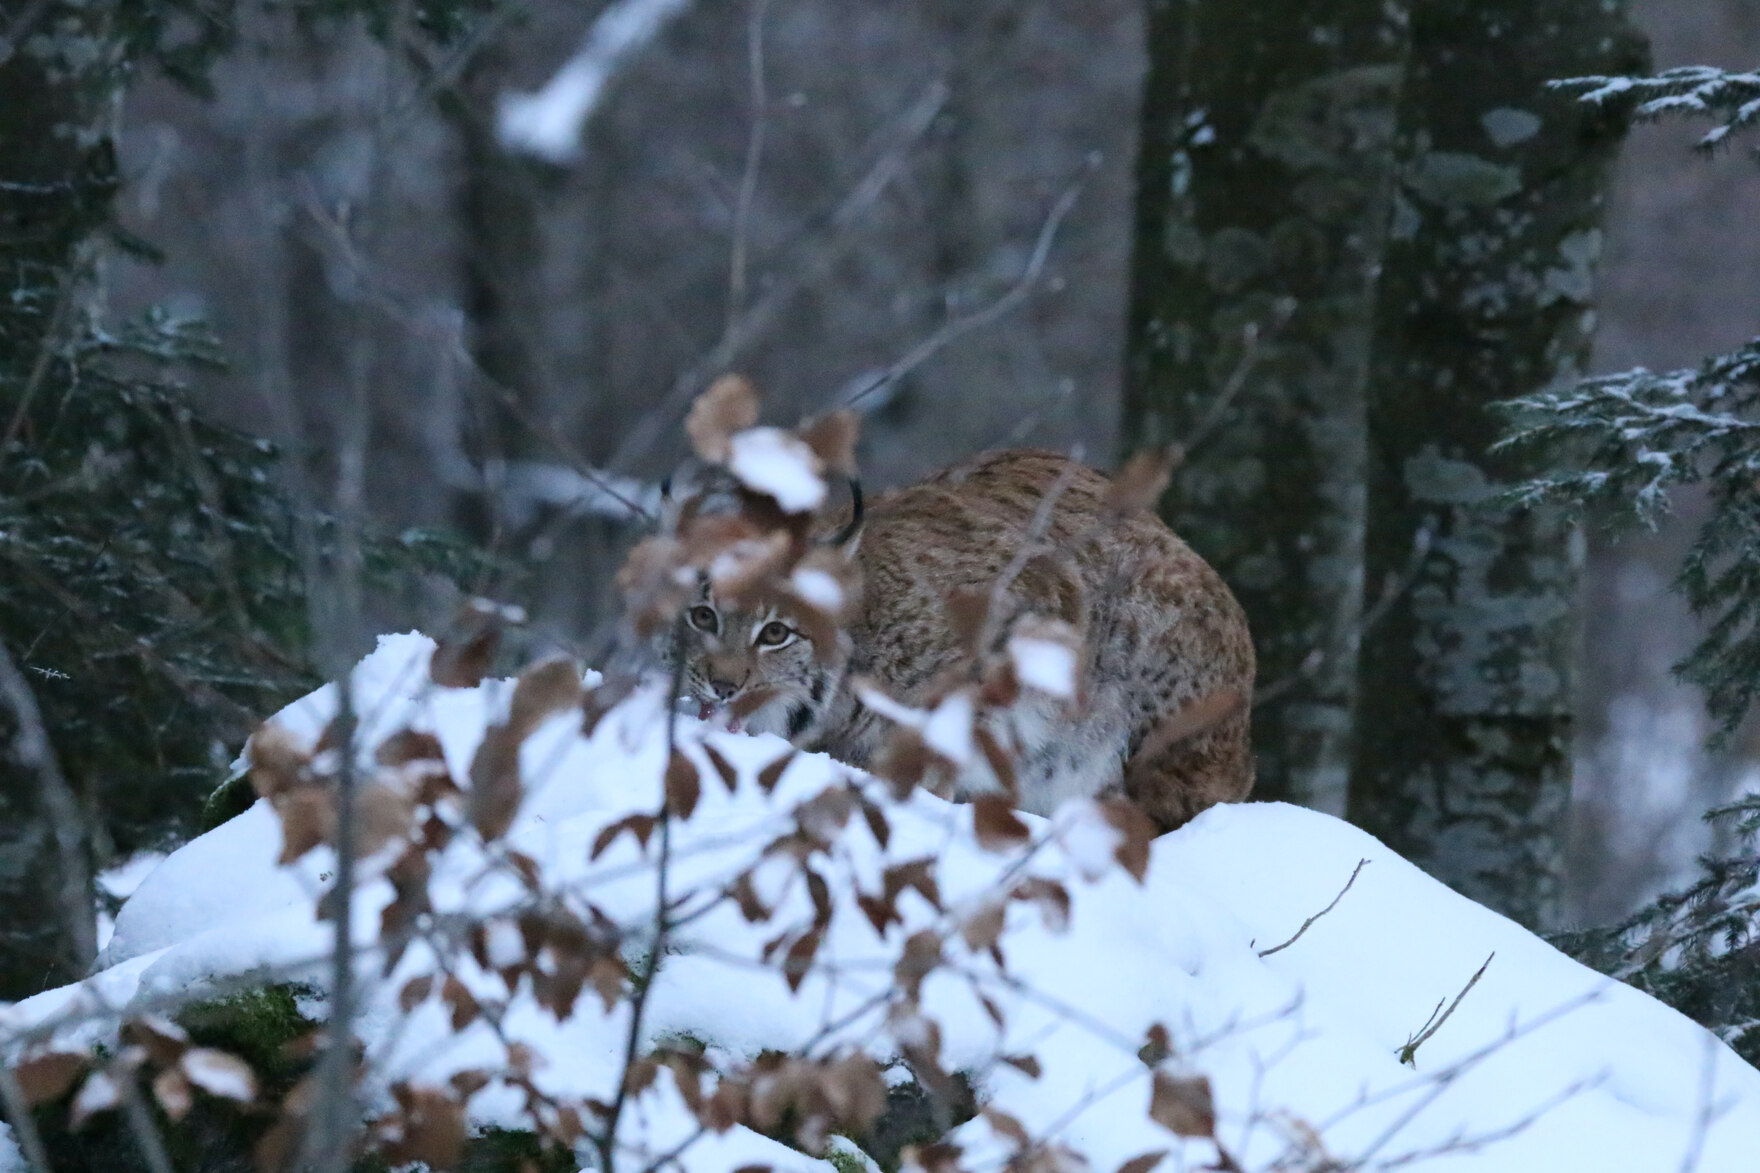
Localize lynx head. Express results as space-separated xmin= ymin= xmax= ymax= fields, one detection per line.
xmin=660 ymin=468 xmax=863 ymax=742
xmin=674 ymin=585 xmax=848 ymax=740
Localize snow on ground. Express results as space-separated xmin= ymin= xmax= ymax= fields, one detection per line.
xmin=8 ymin=632 xmax=1760 ymax=1172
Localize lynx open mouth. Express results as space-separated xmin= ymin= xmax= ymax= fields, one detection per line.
xmin=696 ymin=700 xmax=743 ymax=734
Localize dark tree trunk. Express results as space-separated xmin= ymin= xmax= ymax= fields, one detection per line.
xmin=0 ymin=4 xmax=113 ymax=996
xmin=1347 ymin=1 xmax=1646 ymax=928
xmin=1122 ymin=0 xmax=1410 ymax=811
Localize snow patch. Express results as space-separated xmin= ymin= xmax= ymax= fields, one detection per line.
xmin=13 ymin=634 xmax=1760 ymax=1173
xmin=727 ymin=427 xmax=827 ymax=513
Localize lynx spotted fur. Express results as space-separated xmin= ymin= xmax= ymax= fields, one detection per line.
xmin=674 ymin=449 xmax=1255 ymax=830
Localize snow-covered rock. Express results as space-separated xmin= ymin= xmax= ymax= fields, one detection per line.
xmin=8 ymin=632 xmax=1759 ymax=1173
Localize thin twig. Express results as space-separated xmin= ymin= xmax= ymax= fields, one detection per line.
xmin=119 ymin=1071 xmax=177 ymax=1173
xmin=1397 ymin=953 xmax=1493 ymax=1066
xmin=1257 ymin=859 xmax=1369 ymax=958
xmin=1254 ymin=523 xmax=1434 ymax=710
xmin=0 ymin=640 xmax=96 ymax=973
xmin=1180 ymin=303 xmax=1292 ymax=456
xmin=609 ymin=78 xmax=951 ymax=471
xmin=596 ymin=616 xmax=689 ymax=1173
xmin=1679 ymin=1032 xmax=1721 ymax=1173
xmin=841 ymin=167 xmax=1090 ymax=413
xmin=725 ymin=0 xmax=772 ymax=337
xmin=0 ymin=262 xmax=78 ymax=465
xmin=307 ymin=680 xmax=361 ymax=1173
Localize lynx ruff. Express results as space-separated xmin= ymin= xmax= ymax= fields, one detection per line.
xmin=672 ymin=449 xmax=1255 ymax=831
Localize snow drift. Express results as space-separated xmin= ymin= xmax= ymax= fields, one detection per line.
xmin=6 ymin=632 xmax=1759 ymax=1172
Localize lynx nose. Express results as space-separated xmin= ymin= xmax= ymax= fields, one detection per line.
xmin=706 ymin=677 xmax=740 ymax=702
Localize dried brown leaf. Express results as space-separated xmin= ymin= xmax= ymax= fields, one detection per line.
xmin=382 ymin=1084 xmax=468 ymax=1171
xmin=375 ymin=729 xmax=447 ymax=769
xmin=756 ymin=751 xmax=796 ymax=795
xmin=467 ymin=725 xmax=523 ymax=843
xmin=354 ymin=782 xmax=417 ymax=859
xmin=449 ymin=1069 xmax=490 ymax=1099
xmin=624 ymin=1057 xmax=660 ymax=1097
xmin=1107 ymin=447 xmax=1182 ymax=516
xmin=152 ymin=1067 xmax=193 ymax=1121
xmin=1100 ymin=799 xmax=1159 ymax=884
xmin=589 ymin=956 xmax=628 ymax=1012
xmin=1115 ymin=1151 xmax=1169 ymax=1173
xmin=431 ymin=601 xmax=511 ymax=688
xmin=181 ymin=1048 xmax=257 ymax=1102
xmin=973 ymin=727 xmax=1018 ymax=796
xmin=399 ymin=976 xmax=434 ymax=1013
xmin=1123 ymin=690 xmax=1245 ymax=783
xmin=859 ymin=797 xmax=891 ymax=850
xmin=246 ymin=722 xmax=309 ymax=800
xmin=702 ymin=743 xmax=741 ymax=793
xmin=894 ymin=930 xmax=942 ymax=998
xmin=121 ymin=1015 xmax=189 ymax=1067
xmin=1013 ymin=877 xmax=1070 ymax=933
xmin=508 ymin=656 xmax=585 ymax=739
xmin=981 ymin=1106 xmax=1028 ymax=1146
xmin=441 ymin=975 xmax=480 ymax=1031
xmin=687 ymin=374 xmax=762 ymax=463
xmin=901 ymin=1141 xmax=963 ymax=1173
xmin=1000 ymin=1053 xmax=1042 ymax=1080
xmin=882 ymin=858 xmax=943 ymax=911
xmin=798 ymin=410 xmax=860 ymax=476
xmin=782 ymin=928 xmax=824 ymax=993
xmin=274 ymin=787 xmax=335 ymax=865
xmin=1148 ymin=1072 xmax=1215 ymax=1139
xmin=591 ymin=812 xmax=658 ymax=861
xmin=13 ymin=1050 xmax=88 ymax=1107
xmin=960 ymin=902 xmax=1006 ymax=952
xmin=666 ymin=750 xmax=702 ymax=820
xmin=972 ymin=795 xmax=1031 ymax=852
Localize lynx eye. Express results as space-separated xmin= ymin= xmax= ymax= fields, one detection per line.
xmin=687 ymin=605 xmax=719 ymax=634
xmin=755 ymin=620 xmax=795 ymax=649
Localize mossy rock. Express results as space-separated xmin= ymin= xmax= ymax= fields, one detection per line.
xmin=198 ymin=769 xmax=258 ymax=833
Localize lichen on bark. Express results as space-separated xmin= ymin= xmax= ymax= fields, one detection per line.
xmin=1123 ymin=1 xmax=1412 ymax=812
xmin=1346 ymin=0 xmax=1647 ymax=929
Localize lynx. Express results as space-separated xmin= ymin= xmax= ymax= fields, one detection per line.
xmin=674 ymin=449 xmax=1255 ymax=830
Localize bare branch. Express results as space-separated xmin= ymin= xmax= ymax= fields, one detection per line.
xmin=0 ymin=639 xmax=96 ymax=974
xmin=840 ymin=167 xmax=1091 ymax=413
xmin=119 ymin=1069 xmax=177 ymax=1173
xmin=303 ymin=682 xmax=362 ymax=1173
xmin=725 ymin=0 xmax=773 ymax=337
xmin=1397 ymin=953 xmax=1494 ymax=1067
xmin=1254 ymin=523 xmax=1434 ymax=710
xmin=1256 ymin=859 xmax=1368 ymax=958
xmin=609 ymin=78 xmax=951 ymax=471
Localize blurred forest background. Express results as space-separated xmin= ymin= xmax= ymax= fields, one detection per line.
xmin=6 ymin=0 xmax=1760 ymax=999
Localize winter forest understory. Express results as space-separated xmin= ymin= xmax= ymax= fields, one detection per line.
xmin=8 ymin=0 xmax=1760 ymax=1171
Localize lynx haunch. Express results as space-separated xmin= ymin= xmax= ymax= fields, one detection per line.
xmin=674 ymin=449 xmax=1255 ymax=831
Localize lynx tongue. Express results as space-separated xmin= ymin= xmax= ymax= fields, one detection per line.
xmin=697 ymin=701 xmax=744 ymax=734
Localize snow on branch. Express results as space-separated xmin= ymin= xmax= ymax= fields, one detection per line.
xmin=1496 ymin=340 xmax=1760 ymax=736
xmin=497 ymin=0 xmax=696 ymax=162
xmin=1554 ymin=65 xmax=1760 ymax=153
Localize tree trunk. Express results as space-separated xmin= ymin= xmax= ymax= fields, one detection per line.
xmin=1122 ymin=0 xmax=1410 ymax=812
xmin=0 ymin=4 xmax=114 ymax=996
xmin=1347 ymin=1 xmax=1646 ymax=928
